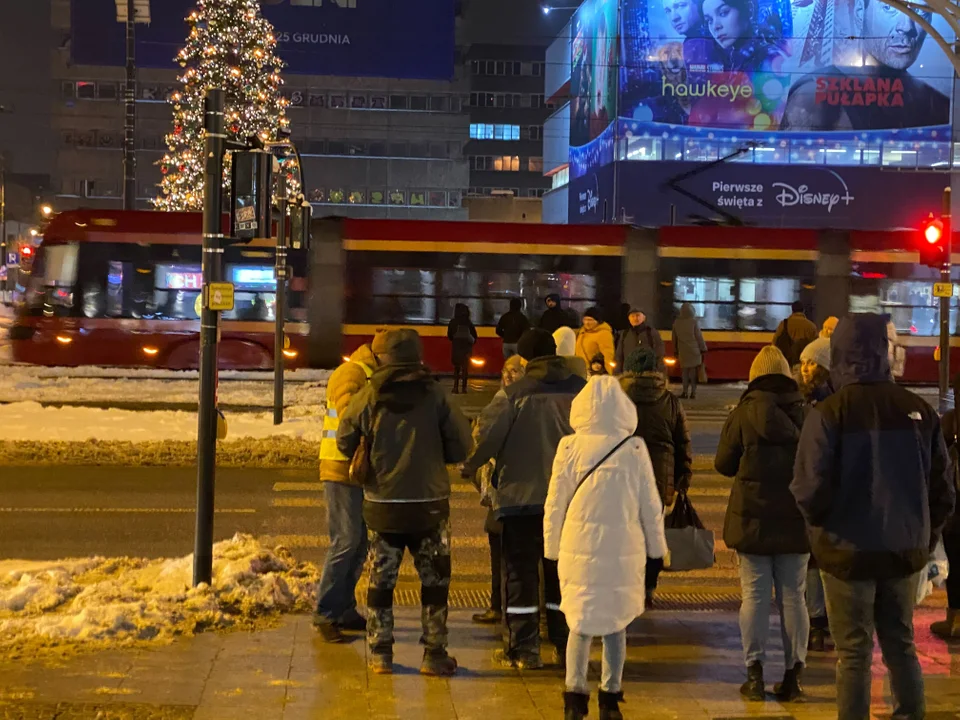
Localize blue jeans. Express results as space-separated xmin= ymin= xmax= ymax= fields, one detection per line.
xmin=565 ymin=630 xmax=627 ymax=693
xmin=502 ymin=343 xmax=518 ymax=359
xmin=738 ymin=553 xmax=810 ymax=669
xmin=822 ymin=571 xmax=925 ymax=720
xmin=807 ymin=568 xmax=826 ymax=620
xmin=315 ymin=482 xmax=367 ymax=624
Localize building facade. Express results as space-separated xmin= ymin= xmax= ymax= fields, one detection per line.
xmin=465 ymin=44 xmax=552 ymax=201
xmin=543 ymin=0 xmax=960 ymax=230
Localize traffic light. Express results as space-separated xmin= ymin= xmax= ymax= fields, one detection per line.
xmin=919 ymin=213 xmax=947 ymax=268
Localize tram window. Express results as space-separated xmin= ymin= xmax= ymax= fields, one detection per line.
xmin=674 ymin=276 xmax=736 ymax=330
xmin=738 ymin=278 xmax=799 ymax=331
xmin=154 ymin=264 xmax=202 ymax=320
xmin=878 ymin=280 xmax=957 ymax=336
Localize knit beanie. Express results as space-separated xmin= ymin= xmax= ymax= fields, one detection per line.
xmin=800 ymin=337 xmax=831 ymax=370
xmin=749 ymin=346 xmax=792 ymax=382
xmin=552 ymin=327 xmax=577 ymax=357
xmin=820 ymin=316 xmax=839 ymax=338
xmin=583 ymin=307 xmax=600 ymax=321
xmin=372 ymin=328 xmax=422 ymax=364
xmin=624 ymin=347 xmax=657 ymax=374
xmin=517 ymin=328 xmax=557 ymax=361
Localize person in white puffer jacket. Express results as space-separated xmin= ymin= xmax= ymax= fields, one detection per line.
xmin=545 ymin=375 xmax=667 ymax=720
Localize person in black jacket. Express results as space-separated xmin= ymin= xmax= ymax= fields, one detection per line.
xmin=539 ymin=293 xmax=578 ymax=334
xmin=932 ymin=372 xmax=960 ymax=640
xmin=614 ymin=307 xmax=665 ymax=375
xmin=792 ymin=314 xmax=954 ymax=720
xmin=462 ymin=328 xmax=587 ymax=670
xmin=338 ymin=329 xmax=472 ymax=677
xmin=496 ymin=298 xmax=529 ymax=359
xmin=619 ymin=346 xmax=692 ymax=605
xmin=447 ymin=303 xmax=478 ymax=394
xmin=716 ymin=345 xmax=809 ymax=702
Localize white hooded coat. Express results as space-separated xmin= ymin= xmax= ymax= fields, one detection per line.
xmin=544 ymin=375 xmax=668 ymax=636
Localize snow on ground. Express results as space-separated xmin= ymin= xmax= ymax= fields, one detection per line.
xmin=0 ymin=366 xmax=331 ymax=407
xmin=0 ymin=402 xmax=324 ymax=443
xmin=0 ymin=534 xmax=319 ymax=657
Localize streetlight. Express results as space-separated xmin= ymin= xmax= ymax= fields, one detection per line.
xmin=541 ymin=3 xmax=580 ymax=13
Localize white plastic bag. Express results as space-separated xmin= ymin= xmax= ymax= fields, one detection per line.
xmin=917 ymin=540 xmax=950 ymax=605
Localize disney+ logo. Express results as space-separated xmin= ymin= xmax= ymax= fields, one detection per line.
xmin=771 ymin=171 xmax=854 ymax=214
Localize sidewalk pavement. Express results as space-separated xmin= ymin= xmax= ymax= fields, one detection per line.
xmin=3 ymin=608 xmax=960 ymax=720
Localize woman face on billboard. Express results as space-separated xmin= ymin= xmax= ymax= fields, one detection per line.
xmin=701 ymin=0 xmax=751 ymax=49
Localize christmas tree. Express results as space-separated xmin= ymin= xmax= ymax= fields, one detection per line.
xmin=154 ymin=0 xmax=291 ymax=211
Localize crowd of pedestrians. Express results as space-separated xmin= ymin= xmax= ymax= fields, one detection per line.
xmin=315 ymin=297 xmax=957 ymax=720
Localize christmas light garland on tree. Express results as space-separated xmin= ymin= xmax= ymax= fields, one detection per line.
xmin=154 ymin=0 xmax=291 ymax=212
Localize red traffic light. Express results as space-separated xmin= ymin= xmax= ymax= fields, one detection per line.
xmin=919 ymin=214 xmax=948 ymax=268
xmin=924 ymin=219 xmax=944 ymax=244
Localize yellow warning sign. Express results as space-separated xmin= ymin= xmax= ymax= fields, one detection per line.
xmin=208 ymin=282 xmax=235 ymax=311
xmin=933 ymin=282 xmax=954 ymax=299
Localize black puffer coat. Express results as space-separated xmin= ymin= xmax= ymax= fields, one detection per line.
xmin=716 ymin=373 xmax=809 ymax=556
xmin=619 ymin=372 xmax=692 ymax=505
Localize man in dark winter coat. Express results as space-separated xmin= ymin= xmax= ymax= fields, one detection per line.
xmin=614 ymin=307 xmax=665 ymax=374
xmin=538 ymin=293 xmax=578 ymax=334
xmin=619 ymin=346 xmax=692 ymax=604
xmin=496 ymin=298 xmax=530 ymax=359
xmin=716 ymin=345 xmax=810 ymax=702
xmin=338 ymin=329 xmax=472 ymax=677
xmin=792 ymin=314 xmax=955 ymax=720
xmin=462 ymin=327 xmax=587 ymax=670
xmin=773 ymin=301 xmax=817 ymax=367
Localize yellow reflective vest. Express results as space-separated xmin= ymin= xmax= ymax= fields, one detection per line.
xmin=319 ymin=360 xmax=373 ymax=462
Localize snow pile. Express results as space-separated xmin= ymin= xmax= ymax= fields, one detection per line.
xmin=0 ymin=534 xmax=319 ymax=656
xmin=0 ymin=402 xmax=324 ymax=443
xmin=0 ymin=366 xmax=331 ymax=407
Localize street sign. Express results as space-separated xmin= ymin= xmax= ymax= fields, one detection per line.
xmin=207 ymin=282 xmax=235 ymax=311
xmin=934 ymin=282 xmax=954 ymax=298
xmin=6 ymin=252 xmax=17 ymax=268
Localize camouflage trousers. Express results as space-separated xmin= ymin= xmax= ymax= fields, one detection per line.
xmin=366 ymin=520 xmax=452 ymax=655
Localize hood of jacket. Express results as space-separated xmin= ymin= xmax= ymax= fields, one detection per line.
xmin=619 ymin=371 xmax=666 ymax=404
xmin=545 ymin=293 xmax=561 ymax=306
xmin=349 ymin=343 xmax=376 ymax=368
xmin=830 ymin=313 xmax=892 ymax=388
xmin=679 ymin=303 xmax=695 ymax=320
xmin=370 ymin=363 xmax=434 ymax=413
xmin=570 ymin=375 xmax=638 ymax=437
xmin=553 ymin=327 xmax=577 ymax=357
xmin=739 ymin=374 xmax=804 ymax=444
xmin=579 ymin=321 xmax=613 ymax=337
xmin=523 ymin=354 xmax=576 ymax=383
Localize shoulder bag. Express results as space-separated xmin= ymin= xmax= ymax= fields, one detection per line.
xmin=570 ymin=436 xmax=634 ymax=502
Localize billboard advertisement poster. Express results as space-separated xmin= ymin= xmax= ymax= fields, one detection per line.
xmin=70 ymin=0 xmax=455 ymax=80
xmin=623 ymin=0 xmax=952 ymax=140
xmin=570 ymin=0 xmax=621 ymax=176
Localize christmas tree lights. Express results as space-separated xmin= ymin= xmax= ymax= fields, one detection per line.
xmin=154 ymin=0 xmax=291 ymax=211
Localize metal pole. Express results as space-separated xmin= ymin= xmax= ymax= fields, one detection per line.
xmin=273 ymin=165 xmax=287 ymax=425
xmin=123 ymin=0 xmax=137 ymax=210
xmin=940 ymin=186 xmax=953 ymax=413
xmin=1 ymin=155 xmax=6 ymax=302
xmin=194 ymin=88 xmax=225 ymax=587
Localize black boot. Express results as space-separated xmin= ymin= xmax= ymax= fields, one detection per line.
xmin=740 ymin=662 xmax=765 ymax=701
xmin=598 ymin=690 xmax=624 ymax=720
xmin=774 ymin=662 xmax=804 ymax=702
xmin=563 ymin=691 xmax=589 ymax=720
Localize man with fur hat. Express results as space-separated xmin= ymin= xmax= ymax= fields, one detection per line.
xmin=338 ymin=329 xmax=472 ymax=677
xmin=463 ymin=328 xmax=587 ymax=670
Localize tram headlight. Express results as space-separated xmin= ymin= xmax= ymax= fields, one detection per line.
xmin=55 ymin=335 xmax=72 ymax=345
xmin=470 ymin=357 xmax=486 ymax=367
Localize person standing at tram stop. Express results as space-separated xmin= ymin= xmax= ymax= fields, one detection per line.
xmin=468 ymin=354 xmax=526 ymax=627
xmin=575 ymin=308 xmax=616 ymax=374
xmin=820 ymin=316 xmax=839 ymax=339
xmin=614 ymin=307 xmax=665 ymax=374
xmin=792 ymin=314 xmax=954 ymax=720
xmin=796 ymin=336 xmax=834 ymax=652
xmin=545 ymin=375 xmax=667 ymax=720
xmin=553 ymin=327 xmax=589 ymax=380
xmin=496 ymin=297 xmax=530 ymax=359
xmin=931 ymin=372 xmax=960 ymax=640
xmin=313 ymin=333 xmax=382 ymax=644
xmin=715 ymin=345 xmax=810 ymax=702
xmin=462 ymin=328 xmax=587 ymax=670
xmin=672 ymin=302 xmax=707 ymax=399
xmin=772 ymin=301 xmax=818 ymax=367
xmin=447 ymin=302 xmax=478 ymax=395
xmin=540 ymin=293 xmax=579 ymax=334
xmin=336 ymin=328 xmax=472 ymax=677
xmin=619 ymin=346 xmax=692 ymax=606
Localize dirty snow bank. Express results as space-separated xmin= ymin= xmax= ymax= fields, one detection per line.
xmin=0 ymin=402 xmax=323 ymax=443
xmin=0 ymin=534 xmax=320 ymax=658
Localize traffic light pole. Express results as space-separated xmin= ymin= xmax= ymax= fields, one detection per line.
xmin=273 ymin=169 xmax=287 ymax=426
xmin=194 ymin=88 xmax=225 ymax=587
xmin=940 ymin=186 xmax=952 ymax=414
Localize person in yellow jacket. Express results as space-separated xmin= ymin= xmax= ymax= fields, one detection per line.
xmin=314 ymin=339 xmax=380 ymax=643
xmin=575 ymin=308 xmax=616 ymax=373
